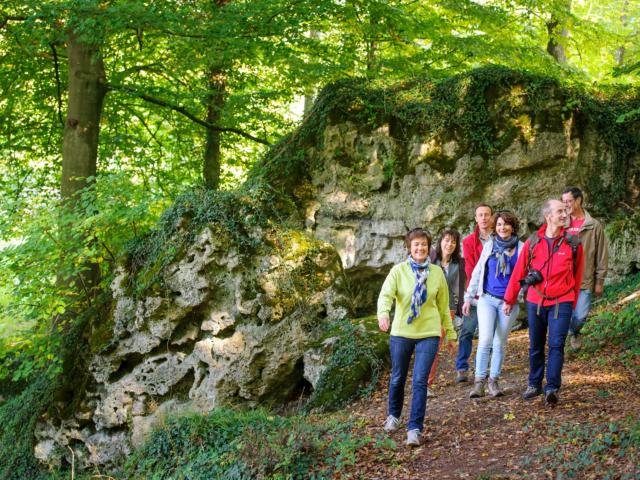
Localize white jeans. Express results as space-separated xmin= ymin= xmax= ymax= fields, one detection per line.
xmin=475 ymin=294 xmax=519 ymax=379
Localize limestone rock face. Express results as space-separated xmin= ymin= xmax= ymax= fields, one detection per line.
xmin=35 ymin=228 xmax=347 ymax=468
xmin=304 ymin=110 xmax=637 ymax=307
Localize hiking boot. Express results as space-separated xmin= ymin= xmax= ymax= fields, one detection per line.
xmin=383 ymin=415 xmax=401 ymax=432
xmin=406 ymin=429 xmax=421 ymax=447
xmin=456 ymin=370 xmax=469 ymax=383
xmin=469 ymin=377 xmax=486 ymax=398
xmin=569 ymin=333 xmax=582 ymax=350
xmin=544 ymin=389 xmax=559 ymax=406
xmin=522 ymin=385 xmax=543 ymax=400
xmin=487 ymin=377 xmax=504 ymax=397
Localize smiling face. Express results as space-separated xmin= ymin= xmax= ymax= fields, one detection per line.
xmin=562 ymin=191 xmax=582 ymax=216
xmin=410 ymin=236 xmax=430 ymax=263
xmin=440 ymin=234 xmax=457 ymax=259
xmin=495 ymin=217 xmax=514 ymax=240
xmin=545 ymin=199 xmax=568 ymax=229
xmin=475 ymin=206 xmax=493 ymax=232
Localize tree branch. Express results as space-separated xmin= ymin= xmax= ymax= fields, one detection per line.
xmin=107 ymin=83 xmax=272 ymax=146
xmin=0 ymin=15 xmax=27 ymax=29
xmin=50 ymin=43 xmax=65 ymax=128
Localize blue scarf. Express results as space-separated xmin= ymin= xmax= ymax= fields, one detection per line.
xmin=407 ymin=255 xmax=431 ymax=324
xmin=492 ymin=235 xmax=518 ymax=277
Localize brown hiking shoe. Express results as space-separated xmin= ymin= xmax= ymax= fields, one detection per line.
xmin=487 ymin=377 xmax=504 ymax=397
xmin=469 ymin=377 xmax=486 ymax=398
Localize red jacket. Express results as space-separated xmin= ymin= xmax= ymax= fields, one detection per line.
xmin=504 ymin=225 xmax=584 ymax=309
xmin=462 ymin=226 xmax=484 ymax=289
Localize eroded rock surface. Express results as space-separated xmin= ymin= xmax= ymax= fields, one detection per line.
xmin=35 ymin=228 xmax=347 ymax=468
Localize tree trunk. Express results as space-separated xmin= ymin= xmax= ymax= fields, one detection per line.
xmin=62 ymin=34 xmax=106 ymax=200
xmin=203 ymin=69 xmax=225 ymax=189
xmin=546 ymin=20 xmax=568 ymax=63
xmin=546 ymin=1 xmax=571 ymax=63
xmin=615 ymin=1 xmax=629 ymax=66
xmin=61 ymin=34 xmax=106 ymax=293
xmin=203 ymin=0 xmax=229 ymax=190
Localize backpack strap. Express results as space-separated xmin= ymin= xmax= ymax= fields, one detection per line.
xmin=526 ymin=233 xmax=540 ymax=272
xmin=564 ymin=233 xmax=581 ymax=275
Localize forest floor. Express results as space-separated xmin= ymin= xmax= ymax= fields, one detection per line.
xmin=339 ymin=330 xmax=640 ymax=479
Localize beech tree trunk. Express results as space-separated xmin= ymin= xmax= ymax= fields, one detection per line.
xmin=546 ymin=1 xmax=571 ymax=63
xmin=203 ymin=69 xmax=225 ymax=190
xmin=62 ymin=35 xmax=106 ymax=200
xmin=61 ymin=34 xmax=106 ymax=292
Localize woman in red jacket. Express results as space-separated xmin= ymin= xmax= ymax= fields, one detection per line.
xmin=503 ymin=199 xmax=584 ymax=405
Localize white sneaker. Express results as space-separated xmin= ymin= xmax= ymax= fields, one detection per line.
xmin=570 ymin=333 xmax=582 ymax=350
xmin=406 ymin=429 xmax=421 ymax=447
xmin=383 ymin=415 xmax=401 ymax=432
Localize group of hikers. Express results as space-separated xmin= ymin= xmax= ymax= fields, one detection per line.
xmin=377 ymin=187 xmax=609 ymax=447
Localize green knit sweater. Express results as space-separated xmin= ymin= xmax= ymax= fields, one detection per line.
xmin=377 ymin=261 xmax=457 ymax=341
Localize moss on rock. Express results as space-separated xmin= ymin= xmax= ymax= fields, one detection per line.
xmin=305 ymin=316 xmax=389 ymax=412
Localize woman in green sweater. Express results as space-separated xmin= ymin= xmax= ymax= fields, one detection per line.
xmin=378 ymin=228 xmax=457 ymax=447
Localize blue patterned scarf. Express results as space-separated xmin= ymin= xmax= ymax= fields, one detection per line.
xmin=492 ymin=235 xmax=518 ymax=277
xmin=407 ymin=255 xmax=431 ymax=324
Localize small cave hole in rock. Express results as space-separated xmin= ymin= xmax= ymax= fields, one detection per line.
xmin=108 ymin=352 xmax=145 ymax=383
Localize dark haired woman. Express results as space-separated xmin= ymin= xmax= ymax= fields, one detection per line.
xmin=462 ymin=211 xmax=523 ymax=398
xmin=378 ymin=228 xmax=457 ymax=447
xmin=426 ymin=228 xmax=466 ymax=396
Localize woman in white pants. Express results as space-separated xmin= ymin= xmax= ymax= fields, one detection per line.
xmin=462 ymin=211 xmax=523 ymax=398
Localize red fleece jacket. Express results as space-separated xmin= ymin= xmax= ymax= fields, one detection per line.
xmin=504 ymin=225 xmax=584 ymax=309
xmin=462 ymin=226 xmax=484 ymax=289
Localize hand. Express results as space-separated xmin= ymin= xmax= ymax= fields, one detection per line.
xmin=446 ymin=340 xmax=457 ymax=356
xmin=502 ymin=303 xmax=513 ymax=316
xmin=462 ymin=301 xmax=471 ymax=317
xmin=378 ymin=314 xmax=390 ymax=332
xmin=594 ymin=283 xmax=604 ymax=297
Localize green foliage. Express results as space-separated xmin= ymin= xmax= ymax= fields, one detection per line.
xmin=0 ymin=375 xmax=54 ymax=480
xmin=306 ymin=317 xmax=388 ymax=412
xmin=0 ymin=174 xmax=163 ymax=381
xmin=581 ymin=272 xmax=640 ymax=358
xmin=0 ymin=306 xmax=94 ymax=480
xmin=523 ymin=419 xmax=640 ymax=479
xmin=120 ymin=408 xmax=369 ymax=480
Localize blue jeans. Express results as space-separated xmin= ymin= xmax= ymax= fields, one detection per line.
xmin=388 ymin=335 xmax=439 ymax=432
xmin=526 ymin=301 xmax=573 ymax=393
xmin=569 ymin=289 xmax=592 ymax=335
xmin=455 ymin=305 xmax=478 ymax=371
xmin=475 ymin=294 xmax=519 ymax=379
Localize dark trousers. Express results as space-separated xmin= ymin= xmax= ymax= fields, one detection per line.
xmin=455 ymin=305 xmax=478 ymax=371
xmin=388 ymin=335 xmax=439 ymax=431
xmin=526 ymin=301 xmax=573 ymax=393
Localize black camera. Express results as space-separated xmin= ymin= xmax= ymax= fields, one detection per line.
xmin=520 ymin=268 xmax=543 ymax=287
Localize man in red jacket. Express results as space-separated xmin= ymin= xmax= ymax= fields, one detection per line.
xmin=455 ymin=203 xmax=493 ymax=383
xmin=503 ymin=199 xmax=584 ymax=405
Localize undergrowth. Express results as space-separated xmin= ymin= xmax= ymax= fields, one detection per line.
xmin=118 ymin=408 xmax=369 ymax=480
xmin=0 ymin=306 xmax=95 ymax=480
xmin=582 ymin=272 xmax=640 ymax=359
xmin=523 ymin=418 xmax=640 ymax=479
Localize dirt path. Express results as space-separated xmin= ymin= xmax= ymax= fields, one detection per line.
xmin=341 ymin=330 xmax=640 ymax=479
